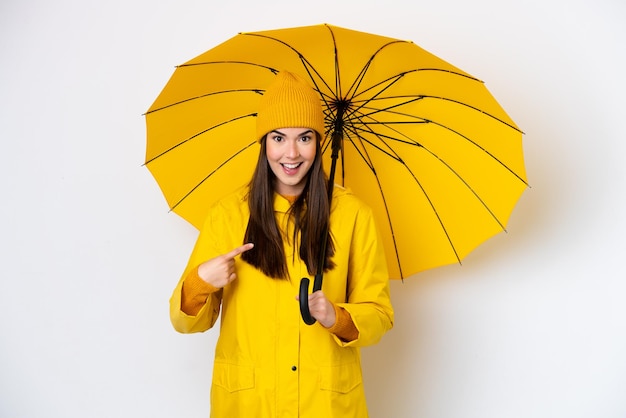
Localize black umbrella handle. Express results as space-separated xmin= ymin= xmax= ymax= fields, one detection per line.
xmin=299 ymin=277 xmax=316 ymax=325
xmin=299 ymin=273 xmax=324 ymax=325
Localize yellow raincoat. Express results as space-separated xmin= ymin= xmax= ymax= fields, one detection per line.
xmin=170 ymin=185 xmax=394 ymax=418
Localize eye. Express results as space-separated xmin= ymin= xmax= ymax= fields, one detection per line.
xmin=270 ymin=134 xmax=284 ymax=142
xmin=299 ymin=135 xmax=312 ymax=142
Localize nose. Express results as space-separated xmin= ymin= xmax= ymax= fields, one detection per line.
xmin=285 ymin=139 xmax=300 ymax=158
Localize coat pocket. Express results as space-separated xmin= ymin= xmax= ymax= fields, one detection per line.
xmin=319 ymin=361 xmax=363 ymax=394
xmin=213 ymin=361 xmax=255 ymax=393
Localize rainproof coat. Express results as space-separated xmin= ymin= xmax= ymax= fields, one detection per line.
xmin=170 ymin=185 xmax=394 ymax=418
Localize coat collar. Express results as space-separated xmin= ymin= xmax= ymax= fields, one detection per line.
xmin=273 ymin=192 xmax=293 ymax=213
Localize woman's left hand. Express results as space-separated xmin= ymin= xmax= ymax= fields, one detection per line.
xmin=300 ymin=290 xmax=336 ymax=328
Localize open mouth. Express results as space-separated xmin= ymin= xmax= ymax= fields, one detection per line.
xmin=281 ymin=162 xmax=302 ymax=171
xmin=281 ymin=162 xmax=302 ymax=169
xmin=280 ymin=162 xmax=303 ymax=176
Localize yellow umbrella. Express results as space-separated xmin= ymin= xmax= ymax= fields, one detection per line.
xmin=145 ymin=23 xmax=527 ymax=283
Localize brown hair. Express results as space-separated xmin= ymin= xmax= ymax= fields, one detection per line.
xmin=242 ymin=133 xmax=335 ymax=279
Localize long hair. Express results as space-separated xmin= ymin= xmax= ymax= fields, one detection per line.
xmin=242 ymin=133 xmax=335 ymax=279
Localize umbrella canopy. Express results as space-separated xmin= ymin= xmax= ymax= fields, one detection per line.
xmin=145 ymin=23 xmax=528 ymax=280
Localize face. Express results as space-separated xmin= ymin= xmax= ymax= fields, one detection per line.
xmin=265 ymin=127 xmax=317 ymax=196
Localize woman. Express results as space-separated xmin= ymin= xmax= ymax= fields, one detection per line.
xmin=169 ymin=71 xmax=394 ymax=418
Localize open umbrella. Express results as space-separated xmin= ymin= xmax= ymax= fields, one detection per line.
xmin=145 ymin=23 xmax=528 ymax=323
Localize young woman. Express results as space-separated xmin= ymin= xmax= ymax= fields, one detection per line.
xmin=169 ymin=71 xmax=394 ymax=418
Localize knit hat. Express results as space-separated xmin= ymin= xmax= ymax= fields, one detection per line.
xmin=256 ymin=71 xmax=325 ymax=141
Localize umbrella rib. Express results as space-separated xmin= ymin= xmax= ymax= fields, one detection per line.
xmin=176 ymin=59 xmax=330 ymax=98
xmin=239 ymin=30 xmax=346 ymax=139
xmin=343 ymin=122 xmax=463 ymax=265
xmin=350 ymin=98 xmax=527 ymax=185
xmin=323 ymin=25 xmax=404 ymax=101
xmin=338 ymin=69 xmax=514 ymax=267
xmin=177 ymin=60 xmax=276 ymax=71
xmin=343 ymin=123 xmax=405 ymax=161
xmin=357 ymin=124 xmax=508 ymax=231
xmin=338 ymin=129 xmax=406 ymax=278
xmin=348 ymin=111 xmax=512 ymax=231
xmin=348 ymin=72 xmax=523 ymax=135
xmin=337 ymin=36 xmax=419 ymax=100
xmin=346 ymin=70 xmax=523 ymax=137
xmin=241 ymin=32 xmax=336 ymax=97
xmin=144 ymin=114 xmax=256 ymax=165
xmin=170 ymin=141 xmax=258 ymax=212
xmin=323 ymin=25 xmax=342 ymax=99
xmin=352 ymin=69 xmax=481 ymax=104
xmin=145 ymin=89 xmax=263 ymax=114
xmin=423 ymin=118 xmax=527 ymax=185
xmin=360 ymin=94 xmax=523 ymax=133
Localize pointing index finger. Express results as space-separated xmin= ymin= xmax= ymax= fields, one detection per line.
xmin=226 ymin=243 xmax=254 ymax=259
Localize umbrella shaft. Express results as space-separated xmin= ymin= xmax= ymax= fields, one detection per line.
xmin=300 ymin=100 xmax=347 ymax=325
xmin=316 ymin=104 xmax=345 ymax=277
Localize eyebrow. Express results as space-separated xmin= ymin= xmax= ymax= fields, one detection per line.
xmin=271 ymin=129 xmax=314 ymax=137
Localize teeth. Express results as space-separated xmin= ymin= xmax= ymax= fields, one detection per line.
xmin=283 ymin=163 xmax=301 ymax=169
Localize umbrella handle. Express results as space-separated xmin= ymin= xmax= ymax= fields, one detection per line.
xmin=299 ymin=273 xmax=323 ymax=325
xmin=299 ymin=277 xmax=316 ymax=325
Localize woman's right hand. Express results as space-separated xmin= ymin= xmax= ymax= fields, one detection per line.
xmin=197 ymin=243 xmax=254 ymax=288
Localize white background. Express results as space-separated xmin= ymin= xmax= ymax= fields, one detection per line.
xmin=1 ymin=0 xmax=625 ymax=417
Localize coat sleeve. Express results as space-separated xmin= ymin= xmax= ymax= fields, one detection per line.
xmin=335 ymin=201 xmax=394 ymax=347
xmin=169 ymin=273 xmax=222 ymax=333
xmin=169 ymin=207 xmax=225 ymax=334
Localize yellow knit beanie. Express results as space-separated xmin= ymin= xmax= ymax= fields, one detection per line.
xmin=256 ymin=71 xmax=325 ymax=141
